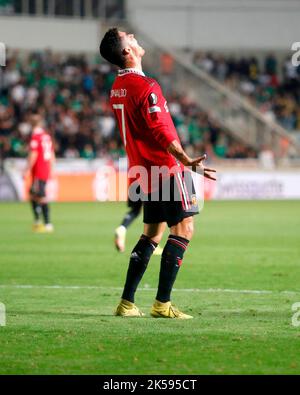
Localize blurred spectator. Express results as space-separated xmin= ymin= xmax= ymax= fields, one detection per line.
xmin=259 ymin=145 xmax=275 ymax=169
xmin=0 ymin=49 xmax=259 ymax=162
xmin=265 ymin=53 xmax=277 ymax=76
xmin=193 ymin=51 xmax=300 ymax=132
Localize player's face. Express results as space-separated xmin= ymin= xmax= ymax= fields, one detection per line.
xmin=119 ymin=31 xmax=145 ymax=58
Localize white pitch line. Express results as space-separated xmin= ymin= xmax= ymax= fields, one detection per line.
xmin=0 ymin=284 xmax=299 ymax=295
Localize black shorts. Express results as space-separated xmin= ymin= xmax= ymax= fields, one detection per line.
xmin=30 ymin=179 xmax=47 ymax=199
xmin=143 ymin=171 xmax=199 ymax=227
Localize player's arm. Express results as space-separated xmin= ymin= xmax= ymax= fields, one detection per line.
xmin=167 ymin=140 xmax=216 ymax=181
xmin=50 ymin=149 xmax=56 ymax=179
xmin=140 ymin=84 xmax=216 ymax=180
xmin=140 ymin=86 xmax=178 ymax=150
xmin=24 ymin=137 xmax=39 ymax=178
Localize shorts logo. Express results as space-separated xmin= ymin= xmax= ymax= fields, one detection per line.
xmin=191 ymin=194 xmax=197 ymax=207
xmin=148 ymin=93 xmax=158 ymax=105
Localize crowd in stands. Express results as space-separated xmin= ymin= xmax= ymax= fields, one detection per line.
xmin=0 ymin=49 xmax=261 ymax=161
xmin=193 ymin=52 xmax=300 ymax=131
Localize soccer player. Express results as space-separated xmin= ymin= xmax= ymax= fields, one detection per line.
xmin=114 ymin=194 xmax=164 ymax=256
xmin=24 ymin=114 xmax=55 ymax=233
xmin=100 ymin=28 xmax=216 ymax=319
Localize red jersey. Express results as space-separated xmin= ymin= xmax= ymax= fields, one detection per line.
xmin=110 ymin=68 xmax=184 ymax=193
xmin=29 ymin=127 xmax=54 ymax=181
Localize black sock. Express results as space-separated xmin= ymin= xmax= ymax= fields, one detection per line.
xmin=121 ymin=207 xmax=141 ymax=228
xmin=122 ymin=235 xmax=158 ymax=303
xmin=41 ymin=203 xmax=50 ymax=225
xmin=156 ymin=235 xmax=189 ymax=303
xmin=31 ymin=200 xmax=41 ymax=222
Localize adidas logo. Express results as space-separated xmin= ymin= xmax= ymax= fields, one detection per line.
xmin=130 ymin=252 xmax=139 ymax=259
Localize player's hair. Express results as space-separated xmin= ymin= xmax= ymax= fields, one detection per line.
xmin=99 ymin=28 xmax=126 ymax=68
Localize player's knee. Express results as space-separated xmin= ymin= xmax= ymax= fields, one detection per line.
xmin=143 ymin=223 xmax=165 ymax=244
xmin=187 ymin=221 xmax=194 ymax=239
xmin=150 ymin=232 xmax=164 ymax=245
xmin=183 ymin=221 xmax=194 ymax=240
xmin=171 ymin=217 xmax=194 ymax=241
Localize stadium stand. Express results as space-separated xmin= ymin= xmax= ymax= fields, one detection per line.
xmin=192 ymin=51 xmax=300 ymax=132
xmin=0 ymin=50 xmax=257 ymax=162
xmin=1 ymin=1 xmax=300 ymax=165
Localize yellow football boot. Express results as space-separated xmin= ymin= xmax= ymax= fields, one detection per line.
xmin=151 ymin=300 xmax=193 ymax=319
xmin=115 ymin=299 xmax=144 ymax=317
xmin=32 ymin=222 xmax=44 ymax=233
xmin=33 ymin=223 xmax=54 ymax=233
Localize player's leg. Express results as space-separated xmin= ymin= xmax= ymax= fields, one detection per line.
xmin=38 ymin=180 xmax=54 ymax=232
xmin=157 ymin=216 xmax=194 ymax=305
xmin=115 ymin=221 xmax=165 ymax=317
xmin=151 ymin=216 xmax=193 ymax=319
xmin=115 ymin=197 xmax=166 ymax=316
xmin=152 ymin=222 xmax=166 ymax=256
xmin=30 ymin=179 xmax=43 ymax=232
xmin=40 ymin=200 xmax=53 ymax=232
xmin=115 ymin=198 xmax=142 ymax=252
xmin=121 ymin=199 xmax=143 ymax=229
xmin=115 ymin=198 xmax=165 ymax=255
xmin=151 ymin=172 xmax=199 ymax=319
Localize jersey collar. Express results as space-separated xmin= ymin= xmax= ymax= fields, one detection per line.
xmin=118 ymin=68 xmax=145 ymax=77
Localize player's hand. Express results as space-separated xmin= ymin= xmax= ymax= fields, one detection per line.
xmin=188 ymin=154 xmax=217 ymax=181
xmin=167 ymin=141 xmax=216 ymax=180
xmin=22 ymin=169 xmax=29 ymax=180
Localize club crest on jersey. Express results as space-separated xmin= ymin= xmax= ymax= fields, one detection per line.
xmin=148 ymin=93 xmax=158 ymax=105
xmin=191 ymin=194 xmax=197 ymax=207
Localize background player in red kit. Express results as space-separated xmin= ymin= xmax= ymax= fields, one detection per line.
xmin=24 ymin=114 xmax=55 ymax=233
xmin=100 ymin=28 xmax=216 ymax=319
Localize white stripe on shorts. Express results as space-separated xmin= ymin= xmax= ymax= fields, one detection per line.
xmin=176 ymin=173 xmax=189 ymax=210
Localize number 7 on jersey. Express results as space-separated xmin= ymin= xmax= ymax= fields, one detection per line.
xmin=113 ymin=104 xmax=127 ymax=147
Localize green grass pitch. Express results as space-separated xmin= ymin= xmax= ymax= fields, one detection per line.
xmin=0 ymin=200 xmax=300 ymax=374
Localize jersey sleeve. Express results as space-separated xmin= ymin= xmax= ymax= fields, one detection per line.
xmin=30 ymin=137 xmax=39 ymax=151
xmin=139 ymin=82 xmax=179 ymax=150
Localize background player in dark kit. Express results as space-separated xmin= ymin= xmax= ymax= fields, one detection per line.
xmin=114 ymin=190 xmax=164 ymax=255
